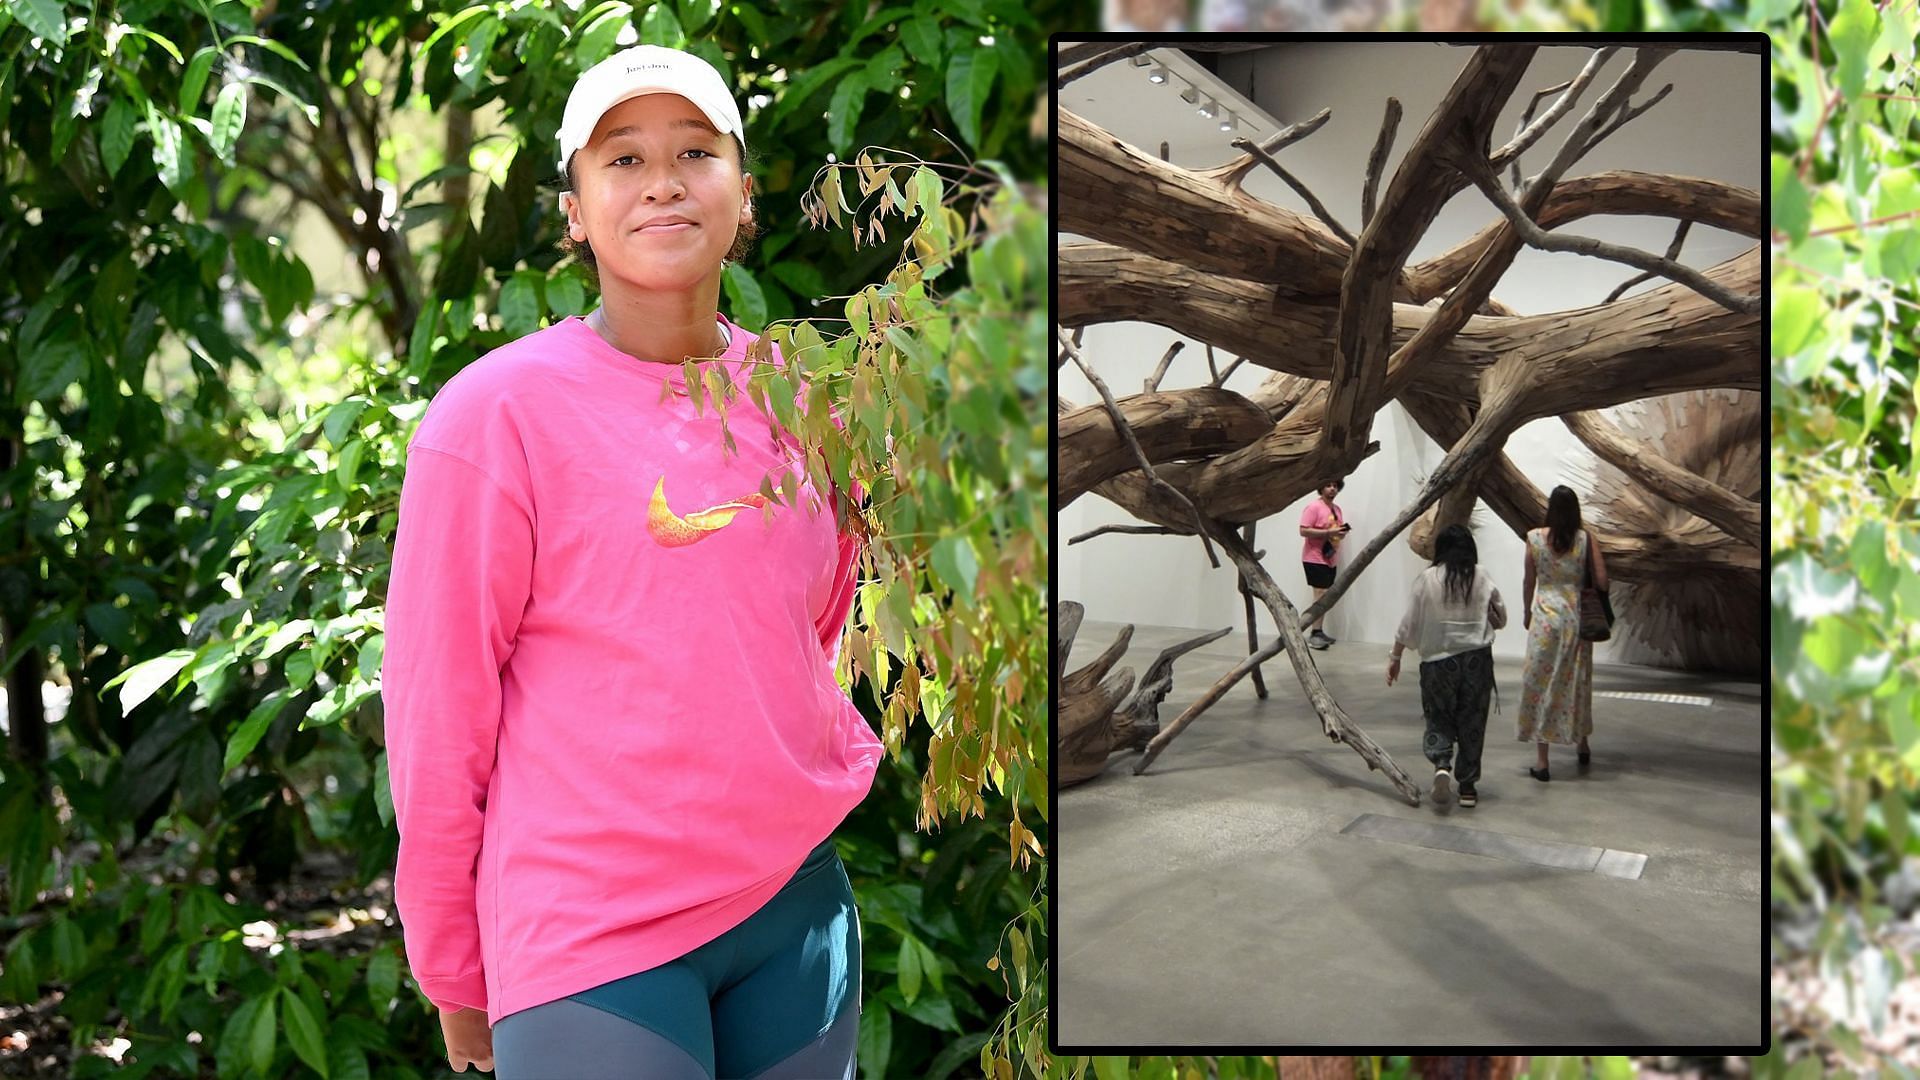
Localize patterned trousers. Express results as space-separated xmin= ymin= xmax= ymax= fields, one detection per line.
xmin=1419 ymin=645 xmax=1496 ymax=787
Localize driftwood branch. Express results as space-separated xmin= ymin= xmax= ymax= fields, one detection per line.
xmin=1561 ymin=408 xmax=1761 ymax=548
xmin=1136 ymin=525 xmax=1421 ymax=805
xmin=1060 ymin=329 xmax=1221 ymax=567
xmin=1210 ymin=107 xmax=1333 ymax=193
xmin=1605 ymin=219 xmax=1691 ymax=303
xmin=1069 ymin=524 xmax=1183 ymax=545
xmin=1584 ymin=82 xmax=1675 ymax=157
xmin=1321 ymin=44 xmax=1537 ymax=457
xmin=1463 ymin=155 xmax=1761 ymax=314
xmin=1212 ymin=355 xmax=1250 ymax=388
xmin=1236 ymin=521 xmax=1271 ymax=699
xmin=1059 ymin=386 xmax=1273 ymax=507
xmin=1492 ymin=48 xmax=1616 ymax=184
xmin=1229 ymin=135 xmax=1356 ymax=246
xmin=1361 ymin=97 xmax=1402 ymax=228
xmin=1145 ymin=340 xmax=1185 ymax=392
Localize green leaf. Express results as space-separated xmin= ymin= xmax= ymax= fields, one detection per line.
xmin=1772 ymin=154 xmax=1809 ymax=247
xmin=249 ymin=990 xmax=278 ymax=1075
xmin=1771 ymin=284 xmax=1829 ymax=377
xmin=102 ymin=648 xmax=197 ymax=713
xmin=772 ymin=57 xmax=861 ymax=129
xmin=17 ymin=339 xmax=86 ymax=405
xmin=827 ymin=72 xmax=868 ymax=157
xmin=408 ymin=304 xmax=440 ymax=377
xmin=722 ymin=262 xmax=768 ymax=333
xmin=373 ymin=751 xmax=394 ymax=826
xmin=678 ymin=0 xmax=720 ymax=35
xmin=357 ymin=634 xmax=385 ymax=682
xmin=82 ymin=601 xmax=136 ymax=656
xmin=12 ymin=0 xmax=69 ymax=47
xmin=1093 ymin=1058 xmax=1133 ymax=1080
xmin=280 ymin=986 xmax=330 ymax=1078
xmin=456 ymin=15 xmax=502 ymax=91
xmin=1874 ymin=166 xmax=1920 ymax=220
xmin=1828 ymin=0 xmax=1878 ymax=100
xmin=101 ymin=94 xmax=138 ymax=178
xmin=138 ymin=895 xmax=173 ymax=956
xmin=931 ymin=534 xmax=979 ymax=599
xmin=500 ymin=270 xmax=544 ymax=337
xmin=640 ymin=2 xmax=683 ymax=45
xmin=225 ymin=688 xmax=293 ymax=771
xmin=547 ymin=269 xmax=586 ymax=318
xmin=571 ymin=4 xmax=631 ymax=72
xmin=145 ymin=102 xmax=187 ymax=194
xmin=944 ymin=47 xmax=999 ymax=150
xmin=323 ymin=398 xmax=370 ymax=448
xmin=897 ymin=935 xmax=922 ymax=1004
xmin=222 ymin=33 xmax=312 ymax=73
xmin=1774 ymin=555 xmax=1859 ymax=620
xmin=856 ymin=1004 xmax=891 ymax=1080
xmin=180 ymin=46 xmax=217 ymax=112
xmin=210 ymin=81 xmax=247 ymax=164
xmin=365 ymin=946 xmax=399 ymax=1018
xmin=900 ymin=16 xmax=942 ymax=66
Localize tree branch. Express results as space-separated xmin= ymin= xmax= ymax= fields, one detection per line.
xmin=1491 ymin=48 xmax=1616 ymax=184
xmin=1068 ymin=524 xmax=1185 ymax=545
xmin=1462 ymin=155 xmax=1760 ymax=314
xmin=1322 ymin=44 xmax=1538 ymax=457
xmin=1145 ymin=340 xmax=1185 ymax=392
xmin=1228 ymin=135 xmax=1355 ymax=246
xmin=1206 ymin=107 xmax=1332 ymax=194
xmin=1582 ymin=83 xmax=1674 ymax=159
xmin=1360 ymin=97 xmax=1402 ymax=229
xmin=1604 ymin=219 xmax=1690 ymax=303
xmin=1561 ymin=408 xmax=1760 ymax=548
xmin=1060 ymin=329 xmax=1221 ymax=567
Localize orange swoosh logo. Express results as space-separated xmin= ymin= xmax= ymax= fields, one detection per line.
xmin=647 ymin=477 xmax=770 ymax=547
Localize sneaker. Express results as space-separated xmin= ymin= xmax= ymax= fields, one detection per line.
xmin=1432 ymin=768 xmax=1454 ymax=804
xmin=1319 ymin=629 xmax=1338 ymax=644
xmin=1308 ymin=629 xmax=1333 ymax=649
xmin=1458 ymin=785 xmax=1477 ymax=808
xmin=1529 ymin=766 xmax=1550 ymax=782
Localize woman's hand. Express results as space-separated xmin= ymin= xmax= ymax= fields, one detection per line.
xmin=1386 ymin=653 xmax=1401 ymax=686
xmin=440 ymin=1006 xmax=495 ymax=1073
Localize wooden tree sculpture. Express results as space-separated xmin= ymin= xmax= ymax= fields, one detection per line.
xmin=1055 ymin=43 xmax=1762 ymax=796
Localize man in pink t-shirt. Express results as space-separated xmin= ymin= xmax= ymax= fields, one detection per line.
xmin=1299 ymin=478 xmax=1351 ymax=649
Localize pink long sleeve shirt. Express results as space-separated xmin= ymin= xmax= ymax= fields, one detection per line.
xmin=380 ymin=312 xmax=883 ymax=1026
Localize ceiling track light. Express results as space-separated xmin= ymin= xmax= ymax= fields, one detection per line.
xmin=1147 ymin=64 xmax=1167 ymax=84
xmin=1130 ymin=54 xmax=1153 ymax=67
xmin=1219 ymin=112 xmax=1237 ymax=132
xmin=1198 ymin=97 xmax=1219 ymax=119
xmin=1180 ymin=82 xmax=1199 ymax=105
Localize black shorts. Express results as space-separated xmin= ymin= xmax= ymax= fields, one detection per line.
xmin=1303 ymin=561 xmax=1336 ymax=588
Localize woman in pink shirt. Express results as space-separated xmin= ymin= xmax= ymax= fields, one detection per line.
xmin=382 ymin=45 xmax=881 ymax=1079
xmin=1298 ymin=478 xmax=1351 ymax=649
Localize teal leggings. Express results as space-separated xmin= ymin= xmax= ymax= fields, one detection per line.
xmin=491 ymin=838 xmax=860 ymax=1079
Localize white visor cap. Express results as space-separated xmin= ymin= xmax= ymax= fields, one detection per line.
xmin=557 ymin=45 xmax=743 ymax=175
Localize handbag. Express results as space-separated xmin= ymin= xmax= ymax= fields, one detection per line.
xmin=1578 ymin=531 xmax=1615 ymax=642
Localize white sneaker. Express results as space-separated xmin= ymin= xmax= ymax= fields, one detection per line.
xmin=1432 ymin=768 xmax=1454 ymax=804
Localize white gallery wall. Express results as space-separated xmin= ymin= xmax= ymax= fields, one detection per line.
xmin=1058 ymin=43 xmax=1760 ymax=663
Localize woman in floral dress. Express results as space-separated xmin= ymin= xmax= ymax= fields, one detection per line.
xmin=1517 ymin=485 xmax=1607 ymax=780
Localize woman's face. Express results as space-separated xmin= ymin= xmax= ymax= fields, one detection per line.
xmin=563 ymin=93 xmax=752 ymax=293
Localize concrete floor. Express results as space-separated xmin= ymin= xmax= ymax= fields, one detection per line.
xmin=1056 ymin=620 xmax=1766 ymax=1047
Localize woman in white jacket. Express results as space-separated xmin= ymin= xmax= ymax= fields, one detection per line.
xmin=1387 ymin=524 xmax=1507 ymax=809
